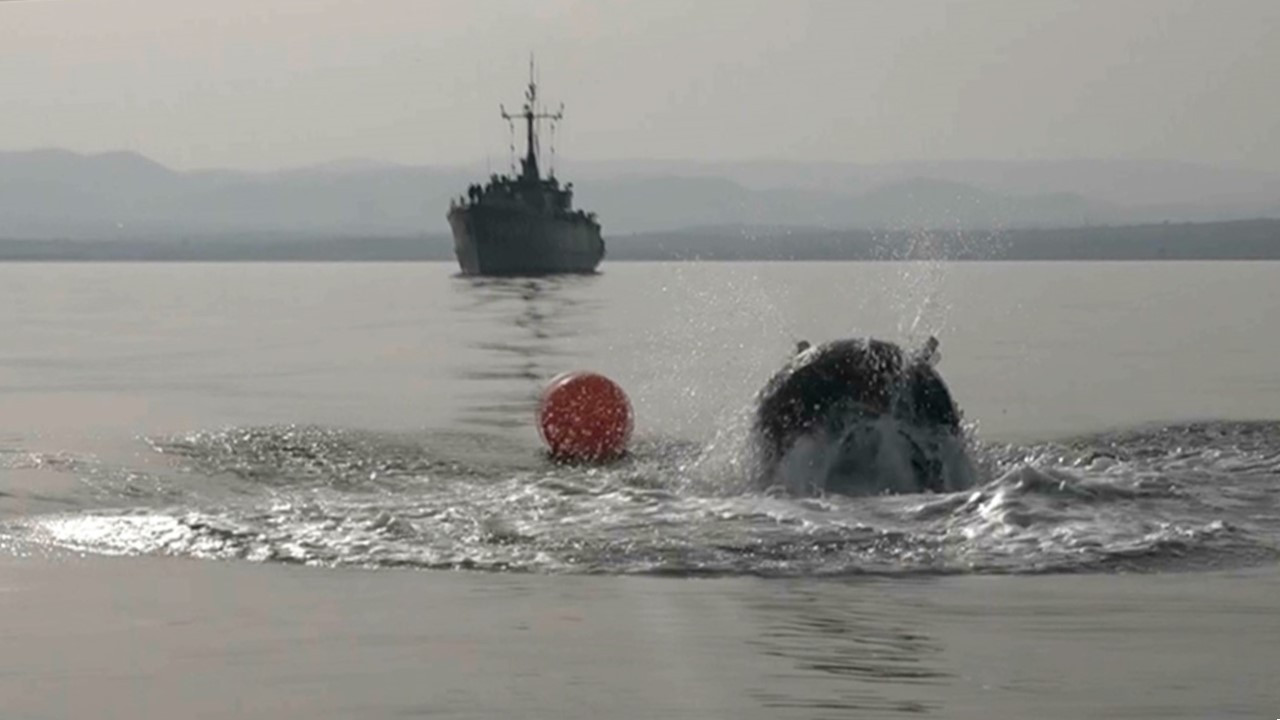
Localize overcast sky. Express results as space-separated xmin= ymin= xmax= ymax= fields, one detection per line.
xmin=3 ymin=0 xmax=1278 ymax=172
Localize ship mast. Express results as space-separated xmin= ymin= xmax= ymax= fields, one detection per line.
xmin=501 ymin=56 xmax=563 ymax=183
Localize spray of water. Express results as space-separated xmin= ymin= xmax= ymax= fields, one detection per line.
xmin=630 ymin=263 xmax=790 ymax=441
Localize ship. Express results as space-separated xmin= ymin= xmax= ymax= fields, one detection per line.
xmin=447 ymin=63 xmax=604 ymax=276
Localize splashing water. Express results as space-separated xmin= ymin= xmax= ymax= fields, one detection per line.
xmin=8 ymin=420 xmax=1279 ymax=576
xmin=767 ymin=415 xmax=978 ymax=498
xmin=6 ymin=263 xmax=1275 ymax=577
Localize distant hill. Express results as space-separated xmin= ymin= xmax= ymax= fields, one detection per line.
xmin=0 ymin=149 xmax=472 ymax=239
xmin=606 ymin=219 xmax=1280 ymax=261
xmin=2 ymin=149 xmax=1278 ymax=240
xmin=2 ymin=220 xmax=1277 ymax=262
xmin=567 ymin=157 xmax=1280 ymax=210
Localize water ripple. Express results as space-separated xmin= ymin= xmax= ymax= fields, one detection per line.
xmin=9 ymin=421 xmax=1280 ymax=576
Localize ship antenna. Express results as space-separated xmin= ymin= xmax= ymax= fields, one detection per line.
xmin=501 ymin=105 xmax=516 ymax=174
xmin=548 ymin=101 xmax=565 ymax=178
xmin=501 ymin=55 xmax=563 ymax=182
xmin=528 ymin=55 xmax=538 ymax=175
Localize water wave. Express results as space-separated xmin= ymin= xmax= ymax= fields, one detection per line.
xmin=9 ymin=421 xmax=1280 ymax=576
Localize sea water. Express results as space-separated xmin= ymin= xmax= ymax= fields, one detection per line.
xmin=0 ymin=261 xmax=1277 ymax=718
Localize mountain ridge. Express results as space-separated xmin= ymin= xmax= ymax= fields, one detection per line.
xmin=2 ymin=149 xmax=1277 ymax=239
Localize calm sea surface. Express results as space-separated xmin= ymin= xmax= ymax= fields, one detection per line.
xmin=1 ymin=261 xmax=1278 ymax=718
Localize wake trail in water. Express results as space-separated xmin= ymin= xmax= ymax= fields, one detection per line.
xmin=5 ymin=420 xmax=1279 ymax=576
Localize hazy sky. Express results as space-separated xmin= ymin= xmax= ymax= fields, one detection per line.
xmin=3 ymin=0 xmax=1278 ymax=172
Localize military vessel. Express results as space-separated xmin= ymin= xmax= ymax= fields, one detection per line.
xmin=447 ymin=65 xmax=604 ymax=276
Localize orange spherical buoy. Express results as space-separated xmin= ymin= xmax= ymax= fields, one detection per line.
xmin=538 ymin=371 xmax=633 ymax=462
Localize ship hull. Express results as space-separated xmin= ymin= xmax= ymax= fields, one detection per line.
xmin=448 ymin=205 xmax=604 ymax=276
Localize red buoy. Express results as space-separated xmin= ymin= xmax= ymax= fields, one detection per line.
xmin=538 ymin=371 xmax=633 ymax=462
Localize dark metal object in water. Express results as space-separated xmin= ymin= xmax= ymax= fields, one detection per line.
xmin=751 ymin=337 xmax=963 ymax=493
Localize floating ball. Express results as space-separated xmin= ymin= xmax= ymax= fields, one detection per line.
xmin=538 ymin=371 xmax=633 ymax=462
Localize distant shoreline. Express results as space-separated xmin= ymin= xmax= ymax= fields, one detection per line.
xmin=1 ymin=218 xmax=1278 ymax=262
